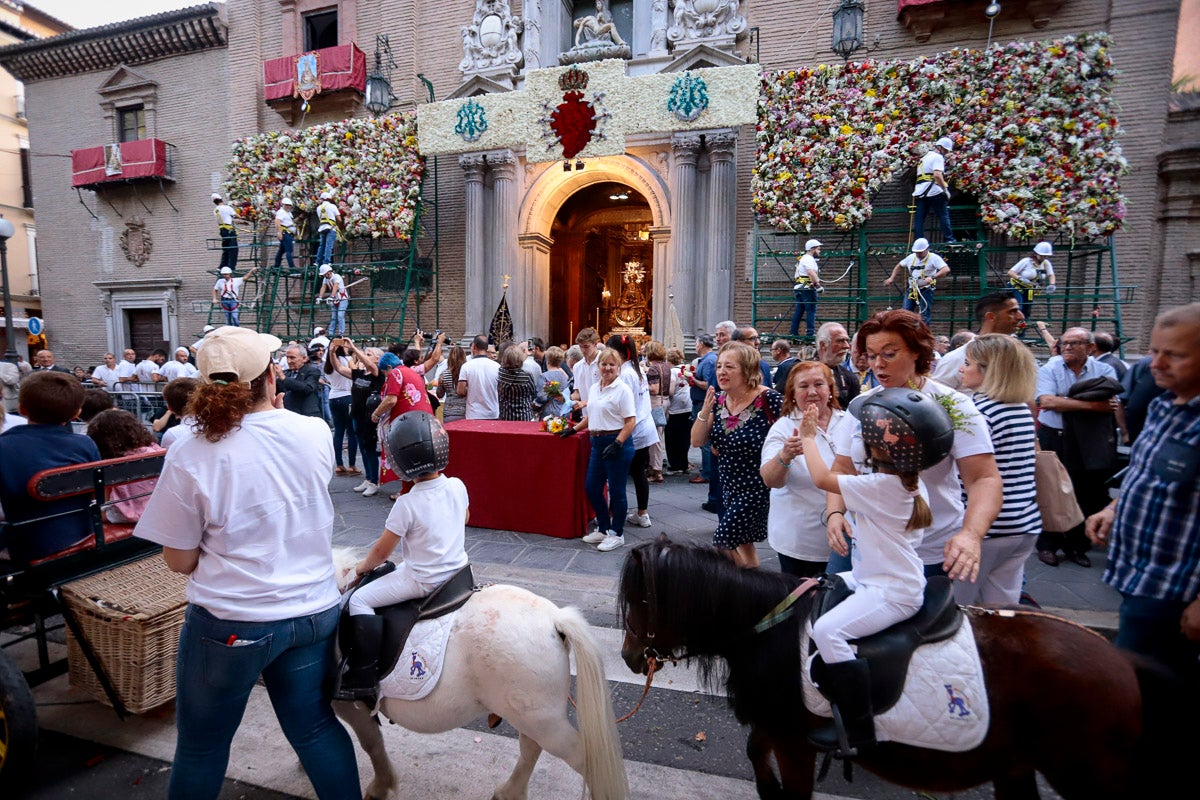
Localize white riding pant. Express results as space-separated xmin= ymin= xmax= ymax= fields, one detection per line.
xmin=348 ymin=564 xmax=437 ymax=616
xmin=952 ymin=534 xmax=1037 ymax=606
xmin=812 ymin=580 xmax=921 ymax=664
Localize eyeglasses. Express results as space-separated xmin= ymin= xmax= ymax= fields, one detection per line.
xmin=1059 ymin=340 xmax=1089 ymax=348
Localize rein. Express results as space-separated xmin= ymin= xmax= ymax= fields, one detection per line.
xmin=753 ymin=577 xmax=821 ymax=634
xmin=962 ymin=604 xmax=1110 ymax=642
xmin=567 ymin=654 xmax=662 ymax=724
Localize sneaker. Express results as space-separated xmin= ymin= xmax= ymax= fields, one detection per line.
xmin=581 ymin=529 xmax=607 ymax=544
xmin=626 ymin=512 xmax=651 ymax=528
xmin=361 ymin=482 xmax=379 ymax=497
xmin=597 ymin=533 xmax=625 ymax=552
xmin=352 ymin=480 xmax=371 ymax=492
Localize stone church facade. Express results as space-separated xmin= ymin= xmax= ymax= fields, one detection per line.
xmin=0 ymin=0 xmax=1192 ymax=366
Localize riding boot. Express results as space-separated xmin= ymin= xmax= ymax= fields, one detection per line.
xmin=808 ymin=657 xmax=875 ymax=757
xmin=333 ymin=614 xmax=385 ymax=702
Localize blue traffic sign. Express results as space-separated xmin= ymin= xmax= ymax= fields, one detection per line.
xmin=26 ymin=316 xmax=43 ymax=336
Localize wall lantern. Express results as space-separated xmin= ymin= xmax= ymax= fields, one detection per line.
xmin=831 ymin=0 xmax=866 ymax=62
xmin=365 ymin=35 xmax=396 ymax=116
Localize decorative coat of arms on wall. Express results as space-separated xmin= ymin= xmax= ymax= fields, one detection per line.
xmin=540 ymin=66 xmax=609 ymax=160
xmin=119 ymin=218 xmax=152 ymax=267
xmin=667 ymin=73 xmax=709 ymax=122
xmin=455 ymin=98 xmax=489 ymax=142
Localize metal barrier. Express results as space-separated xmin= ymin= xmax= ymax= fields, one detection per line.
xmin=107 ymin=387 xmax=167 ymax=427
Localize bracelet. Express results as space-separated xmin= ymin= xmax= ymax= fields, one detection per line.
xmin=777 ymin=455 xmax=792 ymax=468
xmin=697 ymin=414 xmax=710 ymax=422
xmin=820 ymin=509 xmax=845 ymax=526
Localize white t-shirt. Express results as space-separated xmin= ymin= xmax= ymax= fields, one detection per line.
xmin=317 ymin=200 xmax=340 ymax=232
xmin=275 ymin=207 xmax=295 ymax=233
xmin=1009 ymin=257 xmax=1054 ymax=284
xmin=327 ymin=357 xmax=353 ymax=398
xmin=898 ymin=252 xmax=949 ymax=285
xmin=1 ymin=411 xmax=27 ymax=433
xmin=323 ymin=273 xmax=348 ymax=300
xmin=574 ymin=352 xmax=601 ymax=406
xmin=930 ymin=346 xmax=966 ymax=390
xmin=383 ymin=475 xmax=469 ymax=583
xmin=92 ymin=364 xmax=122 ymax=387
xmin=839 ymin=471 xmax=928 ymax=607
xmin=213 ymin=276 xmax=245 ymax=300
xmin=619 ymin=362 xmax=658 ymax=449
xmin=761 ymin=410 xmax=850 ymax=562
xmin=459 ymin=355 xmax=500 ymax=419
xmin=134 ymin=409 xmax=340 ymax=621
xmin=115 ymin=359 xmax=138 ymax=387
xmin=134 ymin=359 xmax=160 ymax=389
xmin=585 ymin=379 xmax=635 ymax=431
xmin=913 ymin=150 xmax=946 ymax=197
xmin=522 ymin=356 xmax=542 ymax=383
xmin=159 ymin=360 xmax=199 ymax=381
xmin=214 ymin=203 xmax=236 ymax=226
xmin=794 ymin=253 xmax=820 ymax=284
xmin=667 ymin=365 xmax=693 ymax=415
xmin=160 ymin=417 xmax=195 ymax=449
xmin=834 ymin=381 xmax=993 ymax=565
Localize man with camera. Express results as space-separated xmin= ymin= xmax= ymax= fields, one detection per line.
xmin=276 ymin=343 xmax=324 ymax=417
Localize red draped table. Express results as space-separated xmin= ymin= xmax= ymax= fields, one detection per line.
xmin=442 ymin=420 xmax=593 ymax=538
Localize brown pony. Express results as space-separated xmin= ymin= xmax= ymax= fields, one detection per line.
xmin=617 ymin=537 xmax=1184 ymax=800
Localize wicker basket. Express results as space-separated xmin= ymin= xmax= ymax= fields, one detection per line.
xmin=63 ymin=555 xmax=188 ymax=714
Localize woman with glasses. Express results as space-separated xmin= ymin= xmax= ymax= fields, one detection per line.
xmin=824 ymin=310 xmax=1002 ymax=582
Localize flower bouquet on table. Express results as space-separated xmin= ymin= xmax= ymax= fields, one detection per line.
xmin=540 ymin=415 xmax=569 ymax=434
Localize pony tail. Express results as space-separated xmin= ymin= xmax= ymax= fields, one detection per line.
xmin=901 ymin=471 xmax=932 ymax=532
xmin=187 ymin=368 xmax=269 ymax=442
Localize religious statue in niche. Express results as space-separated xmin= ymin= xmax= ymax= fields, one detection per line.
xmin=561 ymin=0 xmax=632 ymax=64
xmin=119 ymin=218 xmax=152 ymax=267
xmin=667 ymin=0 xmax=748 ymax=50
xmin=459 ymin=0 xmax=524 ymax=76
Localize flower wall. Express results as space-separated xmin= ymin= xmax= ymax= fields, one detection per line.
xmin=223 ymin=113 xmax=424 ymax=240
xmin=754 ymin=33 xmax=1127 ymax=240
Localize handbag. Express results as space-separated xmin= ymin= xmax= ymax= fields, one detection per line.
xmin=1034 ymin=448 xmax=1084 ymax=532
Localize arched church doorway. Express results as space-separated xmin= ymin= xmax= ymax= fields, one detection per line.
xmin=548 ymin=181 xmax=653 ymax=346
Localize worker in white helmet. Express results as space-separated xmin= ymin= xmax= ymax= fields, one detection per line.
xmin=315 ymin=190 xmax=342 ymax=267
xmin=789 ymin=238 xmax=824 ymax=338
xmin=912 ymin=136 xmax=957 ymax=245
xmin=1007 ymin=241 xmax=1057 ymax=321
xmin=884 ymin=238 xmax=950 ymax=326
xmin=212 ymin=192 xmax=240 ymax=271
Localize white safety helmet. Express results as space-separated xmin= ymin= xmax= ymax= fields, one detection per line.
xmin=318 ymin=264 xmax=333 ymax=276
xmin=281 ymin=197 xmax=293 ymax=205
xmin=211 ymin=193 xmax=223 ymax=201
xmin=320 ymin=190 xmax=333 ymax=200
xmin=911 ymin=238 xmax=930 ymax=253
xmin=1034 ymin=241 xmax=1053 ymax=257
xmin=220 ymin=267 xmax=233 ymax=275
xmin=805 ymin=239 xmax=822 ymax=252
xmin=935 ymin=137 xmax=954 ymax=152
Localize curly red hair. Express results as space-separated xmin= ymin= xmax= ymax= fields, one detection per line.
xmin=187 ymin=367 xmax=271 ymax=442
xmin=854 ymin=310 xmax=936 ymax=376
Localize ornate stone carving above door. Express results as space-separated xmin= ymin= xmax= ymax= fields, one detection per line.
xmin=119 ymin=218 xmax=152 ymax=267
xmin=460 ymin=0 xmax=524 ymax=87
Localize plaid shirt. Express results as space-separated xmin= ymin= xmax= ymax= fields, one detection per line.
xmin=1104 ymin=393 xmax=1200 ymax=602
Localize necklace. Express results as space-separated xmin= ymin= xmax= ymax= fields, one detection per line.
xmin=724 ymin=388 xmax=758 ymax=416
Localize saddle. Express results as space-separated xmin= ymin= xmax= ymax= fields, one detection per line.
xmin=809 ymin=574 xmax=961 ymax=715
xmin=342 ymin=562 xmax=477 ymax=682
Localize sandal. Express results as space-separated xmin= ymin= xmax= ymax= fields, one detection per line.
xmin=335 ymin=466 xmax=350 ymax=475
xmin=389 ymin=493 xmax=401 ymax=502
xmin=344 ymin=467 xmax=362 ymax=475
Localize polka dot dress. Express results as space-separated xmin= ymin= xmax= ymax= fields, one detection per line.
xmin=710 ymin=389 xmax=784 ymax=549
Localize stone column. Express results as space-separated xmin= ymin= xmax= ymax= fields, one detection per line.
xmin=669 ymin=133 xmax=702 ymax=338
xmin=519 ymin=232 xmax=554 ymax=340
xmin=489 ymin=150 xmax=524 ymax=336
xmin=649 ymin=225 xmax=671 ymax=344
xmin=704 ymin=132 xmax=738 ymax=331
xmin=523 ymin=0 xmax=542 ymax=70
xmin=461 ymin=154 xmax=487 ymax=335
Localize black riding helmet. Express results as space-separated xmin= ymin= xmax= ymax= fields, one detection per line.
xmin=850 ymin=387 xmax=955 ymax=473
xmin=386 ymin=410 xmax=450 ymax=480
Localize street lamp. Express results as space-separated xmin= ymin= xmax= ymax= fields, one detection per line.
xmin=831 ymin=0 xmax=866 ymax=62
xmin=985 ymin=2 xmax=1002 ymax=49
xmin=365 ymin=34 xmax=396 ymax=116
xmin=0 ymin=216 xmax=17 ymax=364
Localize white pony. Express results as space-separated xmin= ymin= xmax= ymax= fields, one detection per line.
xmin=331 ymin=549 xmax=628 ymax=800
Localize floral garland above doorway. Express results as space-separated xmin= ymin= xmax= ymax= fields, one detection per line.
xmin=754 ymin=33 xmax=1126 ymax=240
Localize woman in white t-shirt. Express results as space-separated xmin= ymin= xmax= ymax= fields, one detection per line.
xmin=563 ymin=347 xmax=635 ymax=553
xmin=759 ymin=361 xmax=848 ymax=577
xmin=799 ymin=389 xmax=954 ymax=756
xmin=606 ymin=334 xmax=660 ymax=529
xmin=134 ymin=326 xmax=359 ymax=800
xmin=324 ymin=338 xmax=361 ymax=477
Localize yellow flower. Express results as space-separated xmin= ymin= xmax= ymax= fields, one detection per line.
xmin=840 ymin=125 xmax=853 ymax=135
xmin=874 ymin=123 xmax=884 ymax=134
xmin=1015 ymin=136 xmax=1025 ymax=146
xmin=865 ymin=89 xmax=876 ymax=97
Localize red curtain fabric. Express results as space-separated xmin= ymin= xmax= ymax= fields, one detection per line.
xmin=440 ymin=420 xmax=594 ymax=538
xmin=263 ymin=43 xmax=366 ymax=102
xmin=71 ymin=139 xmax=168 ymax=188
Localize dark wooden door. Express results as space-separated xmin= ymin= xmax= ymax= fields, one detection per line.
xmin=127 ymin=308 xmax=166 ymax=357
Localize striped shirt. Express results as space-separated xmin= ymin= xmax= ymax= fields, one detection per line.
xmin=967 ymin=396 xmax=1040 ymax=538
xmin=1104 ymin=393 xmax=1200 ymax=602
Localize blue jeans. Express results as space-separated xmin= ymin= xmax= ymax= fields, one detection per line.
xmin=1012 ymin=286 xmax=1034 ymax=321
xmin=330 ymin=395 xmax=357 ymax=468
xmin=328 ymin=299 xmax=348 ymax=337
xmin=789 ymin=287 xmax=818 ymax=337
xmin=274 ymin=232 xmax=296 ymax=270
xmin=913 ymin=192 xmax=955 ymax=243
xmin=220 ymin=297 xmax=240 ymax=327
xmin=1116 ymin=593 xmax=1200 ymax=684
xmin=316 ymin=228 xmax=336 ymax=266
xmin=584 ymin=433 xmax=635 ymax=535
xmin=170 ymin=603 xmax=359 ymax=800
xmin=902 ymin=286 xmax=936 ymax=325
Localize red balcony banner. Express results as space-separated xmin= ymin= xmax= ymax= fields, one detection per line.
xmin=71 ymin=138 xmax=170 ymax=188
xmin=263 ymin=43 xmax=366 ymax=102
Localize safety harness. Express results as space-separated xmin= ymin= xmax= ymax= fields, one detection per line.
xmin=214 ymin=206 xmax=235 ymax=232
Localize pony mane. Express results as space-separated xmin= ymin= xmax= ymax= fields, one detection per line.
xmin=332 ymin=546 xmax=366 ymax=593
xmin=618 ymin=537 xmax=805 ymax=720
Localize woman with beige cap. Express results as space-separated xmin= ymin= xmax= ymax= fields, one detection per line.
xmin=134 ymin=326 xmax=359 ymax=800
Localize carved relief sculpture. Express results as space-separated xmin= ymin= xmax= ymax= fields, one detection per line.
xmin=561 ymin=0 xmax=632 ymax=64
xmin=667 ymin=0 xmax=748 ymax=51
xmin=119 ymin=218 xmax=152 ymax=267
xmin=460 ymin=0 xmax=524 ymax=80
